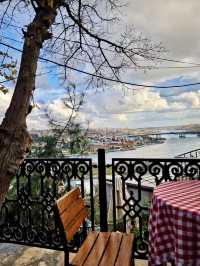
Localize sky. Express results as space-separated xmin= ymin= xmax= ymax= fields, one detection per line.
xmin=1 ymin=0 xmax=200 ymax=130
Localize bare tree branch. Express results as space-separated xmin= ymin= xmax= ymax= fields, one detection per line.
xmin=0 ymin=0 xmax=164 ymax=204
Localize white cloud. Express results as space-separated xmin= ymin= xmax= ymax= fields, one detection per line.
xmin=80 ymin=88 xmax=169 ymax=116
xmin=115 ymin=0 xmax=200 ymax=85
xmin=28 ymin=108 xmax=49 ymax=130
xmin=1 ymin=86 xmax=200 ymax=130
xmin=71 ymin=87 xmax=200 ymax=128
xmin=130 ymin=89 xmax=168 ymax=112
xmin=0 ymin=90 xmax=49 ymax=130
xmin=0 ymin=90 xmax=13 ymax=115
xmin=126 ymin=0 xmax=200 ymax=58
xmin=47 ymin=98 xmax=74 ymax=122
xmin=171 ymin=90 xmax=200 ymax=109
xmin=1 ymin=0 xmax=200 ymax=130
xmin=115 ymin=114 xmax=128 ymax=122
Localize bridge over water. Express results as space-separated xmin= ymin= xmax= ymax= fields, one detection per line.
xmin=129 ymin=131 xmax=200 ymax=138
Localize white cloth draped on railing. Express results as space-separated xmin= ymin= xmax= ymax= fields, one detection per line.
xmin=106 ymin=176 xmax=132 ymax=232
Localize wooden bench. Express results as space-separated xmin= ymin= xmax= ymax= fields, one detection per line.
xmin=55 ymin=187 xmax=134 ymax=266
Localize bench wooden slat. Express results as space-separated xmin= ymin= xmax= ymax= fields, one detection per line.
xmin=115 ymin=233 xmax=134 ymax=266
xmin=65 ymin=207 xmax=88 ymax=241
xmin=70 ymin=231 xmax=99 ymax=265
xmin=57 ymin=187 xmax=81 ymax=215
xmin=99 ymin=232 xmax=123 ymax=266
xmin=55 ymin=188 xmax=134 ymax=265
xmin=55 ymin=187 xmax=88 ymax=242
xmin=61 ymin=198 xmax=85 ymax=231
xmin=83 ymin=232 xmax=111 ymax=266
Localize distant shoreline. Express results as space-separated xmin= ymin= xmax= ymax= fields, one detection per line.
xmin=69 ymin=138 xmax=166 ymax=157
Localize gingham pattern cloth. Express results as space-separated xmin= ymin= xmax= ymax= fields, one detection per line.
xmin=148 ymin=180 xmax=200 ymax=266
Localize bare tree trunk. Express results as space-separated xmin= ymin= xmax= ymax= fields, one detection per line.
xmin=0 ymin=6 xmax=58 ymax=208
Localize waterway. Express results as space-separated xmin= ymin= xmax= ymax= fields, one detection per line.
xmin=81 ymin=135 xmax=200 ymax=163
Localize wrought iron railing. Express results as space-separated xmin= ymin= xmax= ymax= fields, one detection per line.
xmin=110 ymin=157 xmax=200 ymax=259
xmin=0 ymin=151 xmax=200 ymax=261
xmin=0 ymin=158 xmax=94 ymax=251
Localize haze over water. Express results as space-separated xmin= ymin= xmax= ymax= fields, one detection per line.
xmin=86 ymin=135 xmax=200 ymax=163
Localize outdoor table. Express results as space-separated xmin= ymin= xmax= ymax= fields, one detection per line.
xmin=148 ymin=180 xmax=200 ymax=266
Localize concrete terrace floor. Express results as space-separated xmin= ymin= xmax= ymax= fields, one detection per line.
xmin=0 ymin=244 xmax=148 ymax=266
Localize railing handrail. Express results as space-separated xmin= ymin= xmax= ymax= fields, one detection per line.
xmin=112 ymin=157 xmax=200 ymax=161
xmin=175 ymin=148 xmax=200 ymax=158
xmin=1 ymin=151 xmax=200 ymax=260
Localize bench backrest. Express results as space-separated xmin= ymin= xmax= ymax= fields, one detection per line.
xmin=55 ymin=187 xmax=88 ymax=242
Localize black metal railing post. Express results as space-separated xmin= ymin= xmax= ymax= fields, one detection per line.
xmin=98 ymin=149 xmax=108 ymax=232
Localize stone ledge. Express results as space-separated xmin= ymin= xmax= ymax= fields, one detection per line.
xmin=0 ymin=244 xmax=148 ymax=266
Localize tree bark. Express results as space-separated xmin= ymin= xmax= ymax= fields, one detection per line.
xmin=0 ymin=4 xmax=58 ymax=208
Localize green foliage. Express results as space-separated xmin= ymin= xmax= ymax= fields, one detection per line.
xmin=68 ymin=123 xmax=90 ymax=154
xmin=30 ymin=136 xmax=59 ymax=158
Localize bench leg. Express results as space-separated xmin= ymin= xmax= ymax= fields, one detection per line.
xmin=64 ymin=250 xmax=69 ymax=266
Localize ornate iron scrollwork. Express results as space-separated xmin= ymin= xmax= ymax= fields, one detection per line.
xmin=0 ymin=156 xmax=199 ymax=260
xmin=0 ymin=158 xmax=93 ymax=251
xmin=112 ymin=158 xmax=200 ymax=259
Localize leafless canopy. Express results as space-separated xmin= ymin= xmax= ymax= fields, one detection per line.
xmin=0 ymin=0 xmax=165 ymax=206
xmin=0 ymin=0 xmax=164 ymax=146
xmin=0 ymin=0 xmax=164 ymax=89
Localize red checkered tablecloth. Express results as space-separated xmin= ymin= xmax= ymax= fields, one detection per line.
xmin=148 ymin=180 xmax=200 ymax=266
